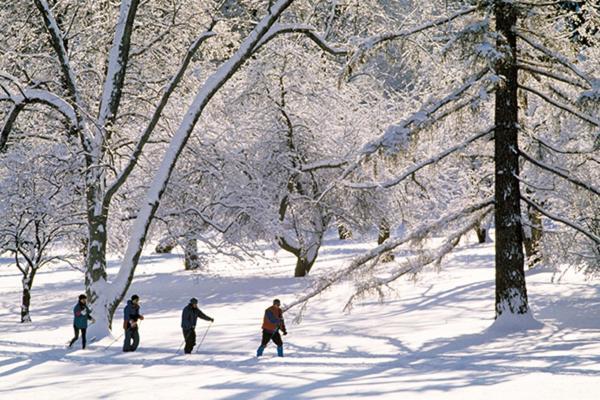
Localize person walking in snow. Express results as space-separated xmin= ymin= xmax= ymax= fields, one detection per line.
xmin=68 ymin=294 xmax=94 ymax=349
xmin=257 ymin=298 xmax=287 ymax=357
xmin=123 ymin=294 xmax=144 ymax=352
xmin=181 ymin=298 xmax=214 ymax=354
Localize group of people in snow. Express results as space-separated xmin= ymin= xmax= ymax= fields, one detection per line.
xmin=68 ymin=296 xmax=287 ymax=357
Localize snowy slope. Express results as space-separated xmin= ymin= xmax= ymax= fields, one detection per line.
xmin=0 ymin=236 xmax=599 ymax=400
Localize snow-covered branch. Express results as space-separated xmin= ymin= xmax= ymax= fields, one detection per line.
xmin=97 ymin=0 xmax=139 ymax=132
xmin=518 ymin=150 xmax=600 ymax=197
xmin=33 ymin=0 xmax=85 ymax=110
xmin=254 ymin=23 xmax=348 ymax=55
xmin=346 ymin=5 xmax=481 ymax=73
xmin=0 ymin=88 xmax=78 ymax=151
xmin=521 ymin=196 xmax=600 ymax=244
xmin=284 ymin=198 xmax=494 ymax=313
xmin=518 ymin=63 xmax=589 ymax=90
xmin=344 ymin=126 xmax=494 ymax=189
xmin=520 ymin=84 xmax=599 ymax=127
xmin=343 ymin=209 xmax=491 ymax=311
xmin=516 ymin=31 xmax=595 ymax=87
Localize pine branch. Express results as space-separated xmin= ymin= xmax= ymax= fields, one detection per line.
xmin=520 ymin=84 xmax=599 ymax=127
xmin=519 ymin=150 xmax=600 ymax=197
xmin=344 ymin=126 xmax=494 ymax=189
xmin=521 ymin=196 xmax=600 ymax=244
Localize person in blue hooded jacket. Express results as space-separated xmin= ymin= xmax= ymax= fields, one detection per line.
xmin=181 ymin=298 xmax=214 ymax=354
xmin=123 ymin=294 xmax=144 ymax=352
xmin=68 ymin=294 xmax=94 ymax=349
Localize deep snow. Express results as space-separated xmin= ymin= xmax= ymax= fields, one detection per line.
xmin=1 ymin=235 xmax=599 ymax=399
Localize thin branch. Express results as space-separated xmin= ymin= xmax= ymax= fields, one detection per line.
xmin=516 ymin=31 xmax=594 ymax=86
xmin=521 ymin=196 xmax=600 ymax=244
xmin=345 ymin=126 xmax=494 ymax=189
xmin=518 ymin=63 xmax=589 ymax=89
xmin=520 ymin=84 xmax=599 ymax=127
xmin=519 ymin=150 xmax=600 ymax=196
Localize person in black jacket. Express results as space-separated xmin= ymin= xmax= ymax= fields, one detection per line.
xmin=181 ymin=298 xmax=214 ymax=354
xmin=123 ymin=294 xmax=144 ymax=352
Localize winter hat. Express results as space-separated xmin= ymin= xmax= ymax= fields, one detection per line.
xmin=78 ymin=294 xmax=87 ymax=301
xmin=273 ymin=299 xmax=281 ymax=306
xmin=131 ymin=294 xmax=140 ymax=301
xmin=189 ymin=298 xmax=198 ymax=305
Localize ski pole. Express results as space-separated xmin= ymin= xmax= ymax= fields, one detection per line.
xmin=103 ymin=332 xmax=124 ymax=351
xmin=195 ymin=322 xmax=213 ymax=353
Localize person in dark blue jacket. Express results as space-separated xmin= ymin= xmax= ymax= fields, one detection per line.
xmin=181 ymin=298 xmax=214 ymax=354
xmin=123 ymin=294 xmax=144 ymax=352
xmin=68 ymin=294 xmax=94 ymax=349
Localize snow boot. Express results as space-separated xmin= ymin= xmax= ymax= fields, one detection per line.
xmin=256 ymin=346 xmax=265 ymax=357
xmin=277 ymin=346 xmax=283 ymax=357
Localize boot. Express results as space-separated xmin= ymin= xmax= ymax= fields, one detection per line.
xmin=277 ymin=346 xmax=283 ymax=357
xmin=256 ymin=345 xmax=265 ymax=357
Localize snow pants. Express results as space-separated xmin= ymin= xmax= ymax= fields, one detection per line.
xmin=69 ymin=326 xmax=87 ymax=349
xmin=183 ymin=328 xmax=196 ymax=354
xmin=123 ymin=328 xmax=140 ymax=352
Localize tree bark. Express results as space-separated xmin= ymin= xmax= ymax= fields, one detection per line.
xmin=20 ymin=269 xmax=36 ymax=323
xmin=494 ymin=1 xmax=529 ymax=317
xmin=338 ymin=224 xmax=353 ymax=240
xmin=524 ymin=204 xmax=543 ymax=267
xmin=183 ymin=238 xmax=201 ymax=270
xmin=378 ymin=219 xmax=395 ymax=262
xmin=155 ymin=236 xmax=177 ymax=253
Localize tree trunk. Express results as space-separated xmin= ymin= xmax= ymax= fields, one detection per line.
xmin=155 ymin=236 xmax=177 ymax=253
xmin=524 ymin=205 xmax=543 ymax=268
xmin=294 ymin=247 xmax=320 ymax=277
xmin=20 ymin=270 xmax=36 ymax=323
xmin=338 ymin=224 xmax=352 ymax=240
xmin=183 ymin=238 xmax=201 ymax=270
xmin=475 ymin=224 xmax=488 ymax=243
xmin=378 ymin=219 xmax=395 ymax=263
xmin=494 ymin=1 xmax=529 ymax=317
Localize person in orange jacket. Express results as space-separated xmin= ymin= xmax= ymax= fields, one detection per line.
xmin=256 ymin=299 xmax=287 ymax=357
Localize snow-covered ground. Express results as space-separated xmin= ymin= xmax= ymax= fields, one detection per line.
xmin=1 ymin=236 xmax=599 ymax=399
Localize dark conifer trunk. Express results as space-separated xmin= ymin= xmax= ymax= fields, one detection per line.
xmin=494 ymin=1 xmax=529 ymax=317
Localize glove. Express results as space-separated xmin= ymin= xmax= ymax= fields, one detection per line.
xmin=139 ymin=315 xmax=144 ymax=320
xmin=282 ymin=330 xmax=288 ymax=336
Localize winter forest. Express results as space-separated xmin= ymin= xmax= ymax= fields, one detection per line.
xmin=0 ymin=0 xmax=598 ymax=399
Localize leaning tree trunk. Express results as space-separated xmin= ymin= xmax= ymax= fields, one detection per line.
xmin=20 ymin=269 xmax=36 ymax=323
xmin=493 ymin=1 xmax=529 ymax=317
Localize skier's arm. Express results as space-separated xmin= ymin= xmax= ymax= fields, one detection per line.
xmin=73 ymin=305 xmax=81 ymax=317
xmin=279 ymin=311 xmax=287 ymax=334
xmin=196 ymin=309 xmax=214 ymax=322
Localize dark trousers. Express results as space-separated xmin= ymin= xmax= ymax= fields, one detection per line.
xmin=261 ymin=329 xmax=283 ymax=347
xmin=183 ymin=328 xmax=196 ymax=354
xmin=123 ymin=328 xmax=140 ymax=352
xmin=69 ymin=326 xmax=87 ymax=349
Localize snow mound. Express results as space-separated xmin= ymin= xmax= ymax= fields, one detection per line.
xmin=486 ymin=311 xmax=544 ymax=334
